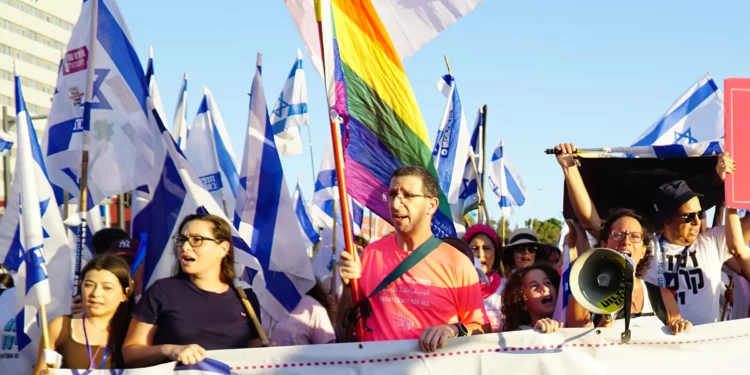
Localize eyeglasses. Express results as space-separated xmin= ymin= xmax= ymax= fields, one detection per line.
xmin=172 ymin=235 xmax=222 ymax=248
xmin=387 ymin=191 xmax=431 ymax=203
xmin=514 ymin=247 xmax=537 ymax=254
xmin=678 ymin=211 xmax=702 ymax=224
xmin=609 ymin=231 xmax=643 ymax=243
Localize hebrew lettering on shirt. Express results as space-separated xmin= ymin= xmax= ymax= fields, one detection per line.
xmin=665 ymin=272 xmax=679 ymax=291
xmin=667 ymin=254 xmax=676 ymax=272
xmin=679 ymin=268 xmax=705 ymax=295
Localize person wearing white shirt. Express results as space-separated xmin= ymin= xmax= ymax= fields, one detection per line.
xmin=553 ymin=144 xmax=750 ymax=325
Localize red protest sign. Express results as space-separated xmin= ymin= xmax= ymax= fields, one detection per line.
xmin=725 ymin=78 xmax=750 ymax=209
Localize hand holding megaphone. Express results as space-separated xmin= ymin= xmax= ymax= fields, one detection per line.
xmin=569 ymin=247 xmax=636 ymax=342
xmin=569 ymin=247 xmax=635 ymax=315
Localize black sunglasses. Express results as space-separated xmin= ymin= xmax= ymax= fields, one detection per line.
xmin=513 ymin=247 xmax=537 ymax=254
xmin=677 ymin=211 xmax=702 ymax=224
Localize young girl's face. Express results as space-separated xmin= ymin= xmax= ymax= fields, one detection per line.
xmin=82 ymin=269 xmax=127 ymax=317
xmin=522 ymin=269 xmax=557 ymax=317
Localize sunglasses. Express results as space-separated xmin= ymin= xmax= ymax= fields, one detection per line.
xmin=677 ymin=211 xmax=702 ymax=224
xmin=513 ymin=247 xmax=537 ymax=254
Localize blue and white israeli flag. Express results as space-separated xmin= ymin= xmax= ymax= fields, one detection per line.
xmin=172 ymin=73 xmax=189 ymax=151
xmin=457 ymin=108 xmax=484 ymax=215
xmin=0 ymin=69 xmax=72 ymax=371
xmin=0 ymin=130 xmax=13 ymax=156
xmin=146 ymin=46 xmax=168 ymax=131
xmin=293 ymin=177 xmax=321 ymax=253
xmin=311 ymin=138 xmax=364 ymax=234
xmin=271 ymin=48 xmax=309 ymax=157
xmin=42 ymin=0 xmax=161 ymax=204
xmin=487 ymin=140 xmax=527 ymax=217
xmin=233 ymin=54 xmax=316 ymax=319
xmin=433 ymin=74 xmax=471 ymax=206
xmin=130 ymin=96 xmax=266 ymax=305
xmin=184 ymin=88 xmax=239 ymax=215
xmin=606 ymin=140 xmax=724 ymax=158
xmin=632 ymin=73 xmax=723 ymax=147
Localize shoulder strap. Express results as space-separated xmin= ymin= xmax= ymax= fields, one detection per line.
xmin=644 ymin=281 xmax=669 ymax=325
xmin=368 ymin=236 xmax=442 ymax=299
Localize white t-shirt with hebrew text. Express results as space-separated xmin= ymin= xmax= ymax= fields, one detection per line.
xmin=644 ymin=226 xmax=732 ymax=325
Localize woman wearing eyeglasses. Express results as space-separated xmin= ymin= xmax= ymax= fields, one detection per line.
xmin=555 ymin=143 xmax=750 ymax=326
xmin=566 ymin=208 xmax=693 ymax=334
xmin=122 ymin=214 xmax=264 ymax=367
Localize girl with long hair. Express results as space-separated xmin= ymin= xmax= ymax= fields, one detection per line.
xmin=34 ymin=254 xmax=134 ymax=374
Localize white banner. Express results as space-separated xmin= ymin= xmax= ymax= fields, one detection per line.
xmin=51 ymin=319 xmax=750 ymax=374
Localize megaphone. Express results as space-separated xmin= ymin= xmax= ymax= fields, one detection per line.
xmin=569 ymin=248 xmax=636 ymax=315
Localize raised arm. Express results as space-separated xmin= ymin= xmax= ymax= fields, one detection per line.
xmin=717 ymin=153 xmax=750 ymax=243
xmin=725 ymin=208 xmax=750 ymax=280
xmin=555 ymin=143 xmax=603 ymax=238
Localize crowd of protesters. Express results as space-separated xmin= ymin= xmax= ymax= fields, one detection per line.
xmin=3 ymin=149 xmax=746 ymax=373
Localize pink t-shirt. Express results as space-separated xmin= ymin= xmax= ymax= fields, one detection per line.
xmin=261 ymin=295 xmax=336 ymax=346
xmin=360 ymin=235 xmax=487 ymax=342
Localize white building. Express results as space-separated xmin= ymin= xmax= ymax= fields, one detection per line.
xmin=0 ymin=0 xmax=81 ymax=205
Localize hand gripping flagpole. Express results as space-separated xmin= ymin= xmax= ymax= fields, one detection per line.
xmin=314 ymin=0 xmax=365 ymax=341
xmin=74 ymin=0 xmax=99 ymax=297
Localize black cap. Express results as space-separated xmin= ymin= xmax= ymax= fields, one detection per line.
xmin=654 ymin=180 xmax=703 ymax=223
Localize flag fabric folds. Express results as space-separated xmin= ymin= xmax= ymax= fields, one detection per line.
xmin=0 ymin=70 xmax=73 ymax=372
xmin=285 ymin=0 xmax=484 ymax=77
xmin=327 ymin=0 xmax=456 ymax=238
xmin=146 ymin=46 xmax=168 ymax=131
xmin=293 ymin=178 xmax=321 ymax=254
xmin=311 ymin=138 xmax=364 ymax=235
xmin=632 ymin=73 xmax=723 ymax=147
xmin=42 ymin=0 xmax=161 ymax=204
xmin=457 ymin=109 xmax=484 ymax=215
xmin=184 ymin=88 xmax=240 ymax=215
xmin=433 ymin=74 xmax=471 ymax=232
xmin=172 ymin=73 xmax=189 ymax=151
xmin=600 ymin=140 xmax=724 ymax=159
xmin=233 ymin=54 xmax=316 ymax=318
xmin=271 ymin=49 xmax=310 ymax=157
xmin=130 ymin=98 xmax=272 ymax=314
xmin=0 ymin=130 xmax=14 ymax=156
xmin=487 ymin=140 xmax=527 ymax=217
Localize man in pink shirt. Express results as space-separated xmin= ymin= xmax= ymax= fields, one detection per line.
xmin=338 ymin=166 xmax=487 ymax=352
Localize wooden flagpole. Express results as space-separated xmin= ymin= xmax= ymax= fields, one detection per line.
xmin=314 ymin=0 xmax=365 ymax=341
xmin=331 ymin=199 xmax=338 ymax=295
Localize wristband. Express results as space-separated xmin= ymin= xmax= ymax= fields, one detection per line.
xmin=44 ymin=349 xmax=62 ymax=367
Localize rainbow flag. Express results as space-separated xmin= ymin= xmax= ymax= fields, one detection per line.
xmin=329 ymin=0 xmax=456 ymax=237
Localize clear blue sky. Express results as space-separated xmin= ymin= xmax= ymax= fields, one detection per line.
xmin=116 ymin=0 xmax=750 ymax=229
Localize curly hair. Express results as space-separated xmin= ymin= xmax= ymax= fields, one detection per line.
xmin=597 ymin=208 xmax=654 ymax=279
xmin=501 ymin=263 xmax=560 ymax=332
